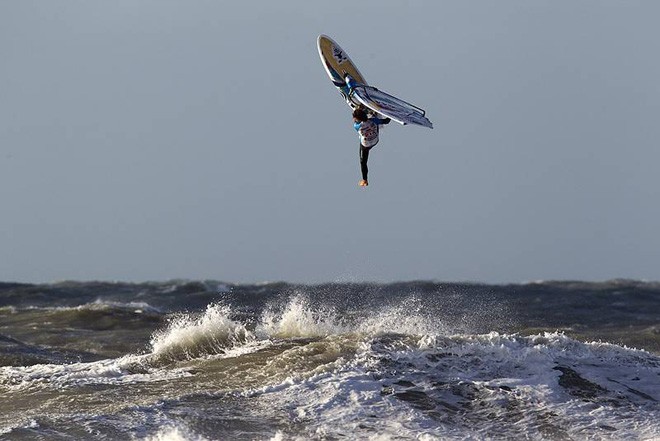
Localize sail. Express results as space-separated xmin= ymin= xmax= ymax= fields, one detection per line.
xmin=351 ymin=85 xmax=433 ymax=129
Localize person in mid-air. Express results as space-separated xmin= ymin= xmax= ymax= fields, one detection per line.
xmin=353 ymin=107 xmax=390 ymax=187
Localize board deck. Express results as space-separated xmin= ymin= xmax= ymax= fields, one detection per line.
xmin=317 ymin=35 xmax=366 ymax=108
xmin=317 ymin=35 xmax=366 ymax=86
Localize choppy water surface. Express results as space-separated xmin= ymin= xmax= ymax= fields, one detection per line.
xmin=1 ymin=280 xmax=658 ymax=440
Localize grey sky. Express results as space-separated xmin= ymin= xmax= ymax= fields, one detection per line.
xmin=2 ymin=1 xmax=659 ymax=284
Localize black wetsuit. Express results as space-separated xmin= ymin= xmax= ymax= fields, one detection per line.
xmin=359 ymin=145 xmax=371 ymax=181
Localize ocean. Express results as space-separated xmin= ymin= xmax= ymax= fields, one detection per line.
xmin=0 ymin=280 xmax=658 ymax=440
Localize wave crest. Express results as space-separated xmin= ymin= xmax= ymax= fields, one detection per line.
xmin=257 ymin=295 xmax=348 ymax=339
xmin=150 ymin=304 xmax=255 ymax=361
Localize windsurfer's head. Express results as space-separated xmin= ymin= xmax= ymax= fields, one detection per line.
xmin=352 ymin=108 xmax=368 ymax=122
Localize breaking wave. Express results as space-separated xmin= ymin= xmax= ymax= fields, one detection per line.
xmin=150 ymin=303 xmax=256 ymax=361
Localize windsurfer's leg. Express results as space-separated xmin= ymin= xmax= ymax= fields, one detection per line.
xmin=359 ymin=145 xmax=370 ymax=181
